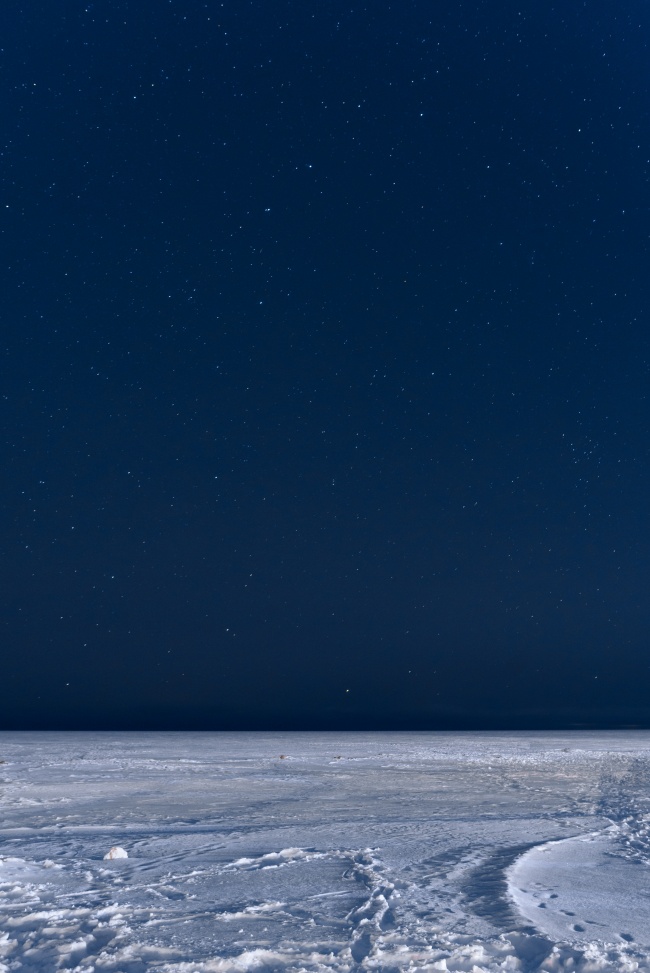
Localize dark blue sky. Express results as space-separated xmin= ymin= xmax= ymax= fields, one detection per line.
xmin=2 ymin=0 xmax=649 ymax=729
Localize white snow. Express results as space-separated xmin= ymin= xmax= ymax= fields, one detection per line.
xmin=103 ymin=846 xmax=129 ymax=860
xmin=508 ymin=829 xmax=650 ymax=946
xmin=0 ymin=731 xmax=649 ymax=971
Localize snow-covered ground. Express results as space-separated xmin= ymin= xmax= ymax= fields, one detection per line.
xmin=0 ymin=731 xmax=649 ymax=972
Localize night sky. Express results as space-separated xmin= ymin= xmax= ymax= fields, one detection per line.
xmin=3 ymin=0 xmax=649 ymax=730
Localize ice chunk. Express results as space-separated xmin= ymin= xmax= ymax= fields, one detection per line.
xmin=103 ymin=846 xmax=128 ymax=860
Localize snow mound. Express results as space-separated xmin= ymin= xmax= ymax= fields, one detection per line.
xmin=103 ymin=846 xmax=128 ymax=860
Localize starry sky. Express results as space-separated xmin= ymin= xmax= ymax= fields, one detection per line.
xmin=3 ymin=0 xmax=649 ymax=730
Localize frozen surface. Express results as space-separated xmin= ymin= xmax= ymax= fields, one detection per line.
xmin=0 ymin=731 xmax=649 ymax=972
xmin=509 ymin=831 xmax=649 ymax=946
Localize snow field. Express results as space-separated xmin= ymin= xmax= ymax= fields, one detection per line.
xmin=0 ymin=731 xmax=649 ymax=972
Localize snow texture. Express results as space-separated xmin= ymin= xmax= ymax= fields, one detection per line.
xmin=0 ymin=731 xmax=649 ymax=972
